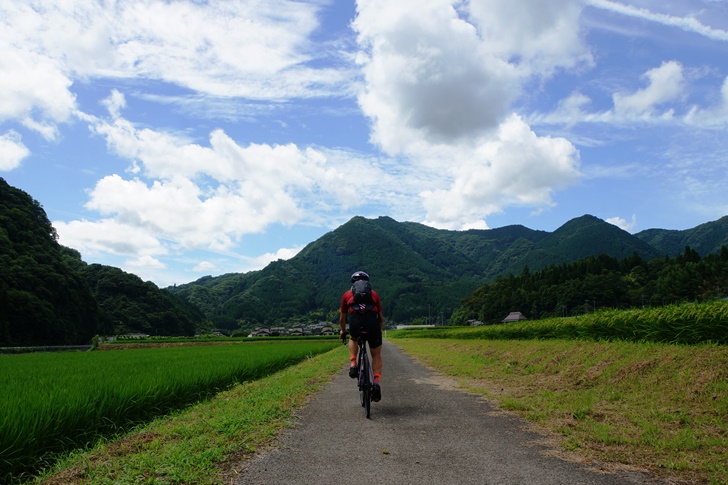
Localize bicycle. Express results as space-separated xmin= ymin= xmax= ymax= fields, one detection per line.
xmin=342 ymin=330 xmax=373 ymax=418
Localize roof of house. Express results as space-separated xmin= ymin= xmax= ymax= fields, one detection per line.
xmin=502 ymin=311 xmax=527 ymax=322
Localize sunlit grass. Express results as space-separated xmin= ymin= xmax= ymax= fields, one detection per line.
xmin=393 ymin=338 xmax=728 ymax=483
xmin=390 ymin=299 xmax=728 ymax=345
xmin=0 ymin=341 xmax=337 ymax=482
xmin=32 ymin=346 xmax=345 ymax=484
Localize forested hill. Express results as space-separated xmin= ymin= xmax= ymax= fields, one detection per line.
xmin=169 ymin=214 xmax=669 ymax=327
xmin=635 ymin=216 xmax=728 ymax=257
xmin=1 ymin=178 xmax=209 ymax=346
xmin=6 ymin=173 xmax=728 ymax=341
xmin=1 ymin=178 xmax=98 ymax=346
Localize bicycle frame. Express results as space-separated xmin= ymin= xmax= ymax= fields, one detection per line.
xmin=356 ymin=330 xmax=373 ymax=418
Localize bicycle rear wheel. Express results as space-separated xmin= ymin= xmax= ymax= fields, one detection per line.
xmin=364 ymin=382 xmax=371 ymax=418
xmin=361 ymin=354 xmax=371 ymax=418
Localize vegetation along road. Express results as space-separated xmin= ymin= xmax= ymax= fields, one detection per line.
xmin=23 ymin=309 xmax=727 ymax=483
xmin=236 ymin=342 xmax=663 ymax=485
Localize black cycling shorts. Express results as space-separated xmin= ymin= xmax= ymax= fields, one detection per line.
xmin=347 ymin=310 xmax=382 ymax=349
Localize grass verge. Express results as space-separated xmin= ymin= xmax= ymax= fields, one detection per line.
xmin=32 ymin=346 xmax=346 ymax=485
xmin=392 ymin=338 xmax=728 ymax=484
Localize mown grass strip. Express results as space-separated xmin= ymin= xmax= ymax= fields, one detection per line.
xmin=392 ymin=338 xmax=728 ymax=484
xmin=31 ymin=346 xmax=346 ymax=485
xmin=0 ymin=341 xmax=337 ymax=482
xmin=391 ymin=300 xmax=728 ymax=345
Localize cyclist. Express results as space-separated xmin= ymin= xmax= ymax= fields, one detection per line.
xmin=339 ymin=271 xmax=384 ymax=402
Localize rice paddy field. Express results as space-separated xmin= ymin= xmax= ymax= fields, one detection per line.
xmin=0 ymin=340 xmax=338 ymax=482
xmin=391 ymin=300 xmax=728 ymax=345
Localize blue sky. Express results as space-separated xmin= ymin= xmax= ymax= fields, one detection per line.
xmin=2 ymin=0 xmax=727 ymax=288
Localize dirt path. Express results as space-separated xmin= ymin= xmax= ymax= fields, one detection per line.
xmin=236 ymin=341 xmax=662 ymax=484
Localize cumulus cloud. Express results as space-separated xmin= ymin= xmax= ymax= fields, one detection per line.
xmin=353 ymin=0 xmax=521 ymax=152
xmin=607 ymin=214 xmax=637 ymax=232
xmin=613 ymin=61 xmax=685 ymax=119
xmin=192 ymin=261 xmax=218 ymax=273
xmin=421 ymin=115 xmax=582 ymax=230
xmin=54 ymin=90 xmax=391 ymax=260
xmin=0 ymin=131 xmax=30 ymax=171
xmin=0 ymin=43 xmax=76 ymax=140
xmin=54 ymin=218 xmax=168 ymax=257
xmin=685 ymin=76 xmax=728 ymax=127
xmin=536 ymin=61 xmax=693 ymax=125
xmin=353 ymin=0 xmax=585 ymax=229
xmin=467 ymin=0 xmax=592 ymax=75
xmin=243 ymin=246 xmax=306 ymax=272
xmin=353 ymin=0 xmax=592 ymax=155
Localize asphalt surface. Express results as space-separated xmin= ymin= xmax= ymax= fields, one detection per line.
xmin=236 ymin=341 xmax=663 ymax=484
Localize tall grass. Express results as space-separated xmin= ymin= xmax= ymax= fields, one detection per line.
xmin=390 ymin=300 xmax=728 ymax=345
xmin=0 ymin=341 xmax=336 ymax=481
xmin=392 ymin=338 xmax=728 ymax=483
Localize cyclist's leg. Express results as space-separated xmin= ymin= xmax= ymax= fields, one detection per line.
xmin=348 ymin=336 xmax=359 ymax=361
xmin=370 ymin=344 xmax=382 ymax=376
xmin=368 ymin=313 xmax=383 ymax=378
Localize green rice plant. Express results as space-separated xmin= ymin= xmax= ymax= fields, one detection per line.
xmin=390 ymin=300 xmax=728 ymax=345
xmin=0 ymin=341 xmax=336 ymax=482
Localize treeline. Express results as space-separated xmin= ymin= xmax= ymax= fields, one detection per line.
xmin=451 ymin=246 xmax=728 ymax=325
xmin=1 ymin=178 xmax=210 ymax=346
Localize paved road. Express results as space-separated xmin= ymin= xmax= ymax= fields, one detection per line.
xmin=237 ymin=341 xmax=662 ymax=484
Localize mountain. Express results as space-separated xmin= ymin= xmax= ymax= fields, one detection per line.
xmin=6 ymin=175 xmax=728 ymax=337
xmin=635 ymin=216 xmax=728 ymax=257
xmin=1 ymin=178 xmax=209 ymax=345
xmin=1 ymin=178 xmax=98 ymax=346
xmin=169 ymin=214 xmax=669 ymax=326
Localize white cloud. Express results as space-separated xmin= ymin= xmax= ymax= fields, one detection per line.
xmin=54 ymin=218 xmax=168 ymax=257
xmin=0 ymin=0 xmax=353 ymax=146
xmin=613 ymin=61 xmax=685 ymax=119
xmin=0 ymin=1 xmax=349 ymax=101
xmin=352 ymin=1 xmax=586 ymax=230
xmin=125 ymin=255 xmax=166 ymax=271
xmin=536 ymin=61 xmax=697 ymax=125
xmin=243 ymin=246 xmax=305 ymax=272
xmin=685 ymin=76 xmax=728 ymax=127
xmin=353 ymin=0 xmax=592 ymax=155
xmin=0 ymin=131 xmax=30 ymax=171
xmin=193 ymin=261 xmax=218 ymax=273
xmin=420 ymin=115 xmax=582 ymax=230
xmin=467 ymin=0 xmax=592 ymax=75
xmin=353 ymin=0 xmax=521 ymax=153
xmin=54 ymin=91 xmax=392 ymax=259
xmin=607 ymin=214 xmax=637 ymax=232
xmin=585 ymin=0 xmax=728 ymax=42
xmin=0 ymin=42 xmax=76 ymax=140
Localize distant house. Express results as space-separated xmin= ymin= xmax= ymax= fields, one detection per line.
xmin=502 ymin=312 xmax=527 ymax=323
xmin=251 ymin=328 xmax=271 ymax=337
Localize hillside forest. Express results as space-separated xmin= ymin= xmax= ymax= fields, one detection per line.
xmin=450 ymin=247 xmax=728 ymax=325
xmin=2 ymin=176 xmax=728 ymax=346
xmin=1 ymin=178 xmax=209 ymax=346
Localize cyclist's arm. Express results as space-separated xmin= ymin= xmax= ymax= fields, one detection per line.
xmin=374 ymin=292 xmax=385 ymax=330
xmin=339 ymin=309 xmax=347 ymax=336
